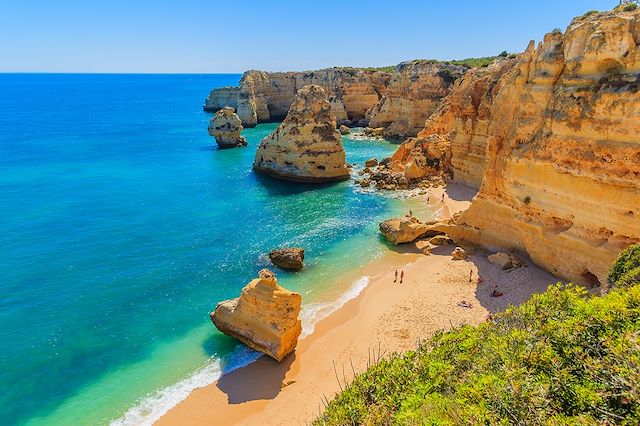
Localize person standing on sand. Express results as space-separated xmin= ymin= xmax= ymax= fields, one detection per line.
xmin=400 ymin=270 xmax=404 ymax=284
xmin=442 ymin=193 xmax=445 ymax=203
xmin=469 ymin=269 xmax=473 ymax=283
xmin=394 ymin=270 xmax=398 ymax=283
xmin=427 ymin=195 xmax=430 ymax=203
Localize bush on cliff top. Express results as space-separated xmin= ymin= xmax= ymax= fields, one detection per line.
xmin=315 ymin=249 xmax=640 ymax=425
xmin=609 ymin=243 xmax=640 ymax=289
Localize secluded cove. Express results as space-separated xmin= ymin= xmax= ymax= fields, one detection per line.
xmin=0 ymin=74 xmax=425 ymax=425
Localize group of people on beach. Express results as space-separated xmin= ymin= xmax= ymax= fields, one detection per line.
xmin=394 ymin=269 xmax=404 ymax=284
xmin=426 ymin=193 xmax=445 ymax=204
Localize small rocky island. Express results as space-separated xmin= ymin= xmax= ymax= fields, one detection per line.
xmin=269 ymin=248 xmax=305 ymax=271
xmin=210 ymin=269 xmax=302 ymax=361
xmin=207 ymin=107 xmax=248 ymax=149
xmin=253 ymin=85 xmax=350 ymax=183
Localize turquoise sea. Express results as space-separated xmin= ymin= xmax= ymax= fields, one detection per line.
xmin=0 ymin=74 xmax=417 ymax=425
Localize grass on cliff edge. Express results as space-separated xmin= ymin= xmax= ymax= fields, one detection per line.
xmin=315 ymin=244 xmax=640 ymax=425
xmin=360 ymin=55 xmax=506 ymax=73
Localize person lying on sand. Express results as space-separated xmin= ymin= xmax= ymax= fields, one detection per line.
xmin=457 ymin=300 xmax=473 ymax=308
xmin=491 ymin=286 xmax=503 ymax=297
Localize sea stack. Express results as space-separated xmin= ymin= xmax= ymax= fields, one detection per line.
xmin=253 ymin=85 xmax=350 ymax=183
xmin=210 ymin=269 xmax=302 ymax=361
xmin=207 ymin=107 xmax=248 ymax=148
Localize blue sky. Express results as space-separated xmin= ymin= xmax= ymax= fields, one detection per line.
xmin=0 ymin=0 xmax=615 ymax=73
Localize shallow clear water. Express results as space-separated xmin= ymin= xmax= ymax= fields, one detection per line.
xmin=0 ymin=74 xmax=408 ymax=425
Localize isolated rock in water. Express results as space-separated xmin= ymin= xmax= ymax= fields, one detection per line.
xmin=429 ymin=234 xmax=453 ymax=246
xmin=451 ymin=247 xmax=468 ymax=260
xmin=363 ymin=127 xmax=385 ymax=138
xmin=207 ymin=107 xmax=248 ymax=148
xmin=253 ymin=85 xmax=350 ymax=183
xmin=488 ymin=253 xmax=522 ymax=270
xmin=379 ymin=217 xmax=429 ymax=244
xmin=210 ymin=269 xmax=302 ymax=361
xmin=268 ymin=248 xmax=305 ymax=271
xmin=339 ymin=125 xmax=350 ymax=135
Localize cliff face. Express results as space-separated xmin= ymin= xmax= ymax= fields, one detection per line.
xmin=430 ymin=9 xmax=640 ymax=287
xmin=253 ymin=85 xmax=350 ymax=182
xmin=367 ymin=61 xmax=466 ymax=139
xmin=417 ymin=58 xmax=520 ymax=187
xmin=205 ymin=68 xmax=390 ymax=127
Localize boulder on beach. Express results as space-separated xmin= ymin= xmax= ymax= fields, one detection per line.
xmin=364 ymin=158 xmax=378 ymax=167
xmin=207 ymin=107 xmax=248 ymax=148
xmin=268 ymin=248 xmax=305 ymax=271
xmin=451 ymin=247 xmax=467 ymax=260
xmin=488 ymin=253 xmax=523 ymax=270
xmin=253 ymin=85 xmax=350 ymax=183
xmin=379 ymin=217 xmax=429 ymax=245
xmin=339 ymin=125 xmax=350 ymax=135
xmin=429 ymin=234 xmax=453 ymax=246
xmin=210 ymin=269 xmax=302 ymax=361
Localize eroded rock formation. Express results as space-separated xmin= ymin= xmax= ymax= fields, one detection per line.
xmin=204 ymin=68 xmax=391 ymax=127
xmin=207 ymin=107 xmax=247 ymax=148
xmin=379 ymin=217 xmax=430 ymax=244
xmin=367 ymin=61 xmax=465 ymax=139
xmin=253 ymin=85 xmax=350 ymax=182
xmin=420 ymin=9 xmax=640 ymax=287
xmin=210 ymin=269 xmax=302 ymax=361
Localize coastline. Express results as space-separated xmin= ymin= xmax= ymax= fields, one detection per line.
xmin=156 ymin=184 xmax=560 ymax=425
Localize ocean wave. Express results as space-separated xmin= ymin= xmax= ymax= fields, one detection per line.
xmin=111 ymin=276 xmax=370 ymax=426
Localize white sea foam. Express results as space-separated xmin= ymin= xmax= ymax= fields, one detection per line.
xmin=111 ymin=276 xmax=370 ymax=426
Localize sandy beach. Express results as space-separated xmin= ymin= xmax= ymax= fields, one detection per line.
xmin=157 ymin=184 xmax=560 ymax=425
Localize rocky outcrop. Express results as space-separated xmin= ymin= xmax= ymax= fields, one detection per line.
xmin=367 ymin=61 xmax=465 ymax=139
xmin=207 ymin=107 xmax=247 ymax=148
xmin=417 ymin=58 xmax=520 ymax=187
xmin=204 ymin=68 xmax=391 ymax=127
xmin=379 ymin=217 xmax=430 ymax=244
xmin=210 ymin=269 xmax=302 ymax=361
xmin=268 ymin=248 xmax=304 ymax=271
xmin=422 ymin=9 xmax=640 ymax=287
xmin=253 ymin=85 xmax=350 ymax=183
xmin=488 ymin=253 xmax=522 ymax=270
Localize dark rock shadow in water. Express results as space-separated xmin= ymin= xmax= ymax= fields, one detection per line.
xmin=253 ymin=172 xmax=345 ymax=196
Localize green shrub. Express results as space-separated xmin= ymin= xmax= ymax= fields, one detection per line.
xmin=316 ymin=258 xmax=640 ymax=425
xmin=609 ymin=243 xmax=640 ymax=289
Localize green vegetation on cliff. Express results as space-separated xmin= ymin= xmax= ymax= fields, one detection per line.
xmin=315 ymin=245 xmax=640 ymax=425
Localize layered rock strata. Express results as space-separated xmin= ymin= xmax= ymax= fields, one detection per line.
xmin=253 ymin=85 xmax=350 ymax=183
xmin=367 ymin=61 xmax=465 ymax=139
xmin=207 ymin=107 xmax=247 ymax=148
xmin=210 ymin=269 xmax=302 ymax=361
xmin=205 ymin=68 xmax=391 ymax=127
xmin=420 ymin=9 xmax=640 ymax=287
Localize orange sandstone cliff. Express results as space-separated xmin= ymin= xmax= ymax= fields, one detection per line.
xmin=423 ymin=9 xmax=640 ymax=287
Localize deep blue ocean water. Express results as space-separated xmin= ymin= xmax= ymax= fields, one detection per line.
xmin=0 ymin=74 xmax=408 ymax=425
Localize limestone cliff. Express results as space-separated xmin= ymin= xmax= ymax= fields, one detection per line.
xmin=367 ymin=61 xmax=465 ymax=139
xmin=423 ymin=9 xmax=640 ymax=287
xmin=253 ymin=85 xmax=350 ymax=182
xmin=205 ymin=68 xmax=390 ymax=127
xmin=210 ymin=269 xmax=301 ymax=361
xmin=207 ymin=107 xmax=247 ymax=148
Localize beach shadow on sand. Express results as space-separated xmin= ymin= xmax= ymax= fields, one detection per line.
xmin=444 ymin=182 xmax=478 ymax=201
xmin=216 ymin=352 xmax=296 ymax=404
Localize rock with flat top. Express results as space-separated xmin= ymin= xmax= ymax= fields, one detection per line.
xmin=210 ymin=269 xmax=302 ymax=361
xmin=268 ymin=248 xmax=305 ymax=271
xmin=379 ymin=217 xmax=429 ymax=244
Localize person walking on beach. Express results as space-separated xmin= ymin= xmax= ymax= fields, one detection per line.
xmin=400 ymin=270 xmax=404 ymax=284
xmin=442 ymin=193 xmax=445 ymax=203
xmin=394 ymin=269 xmax=398 ymax=283
xmin=409 ymin=209 xmax=413 ymax=217
xmin=469 ymin=269 xmax=473 ymax=283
